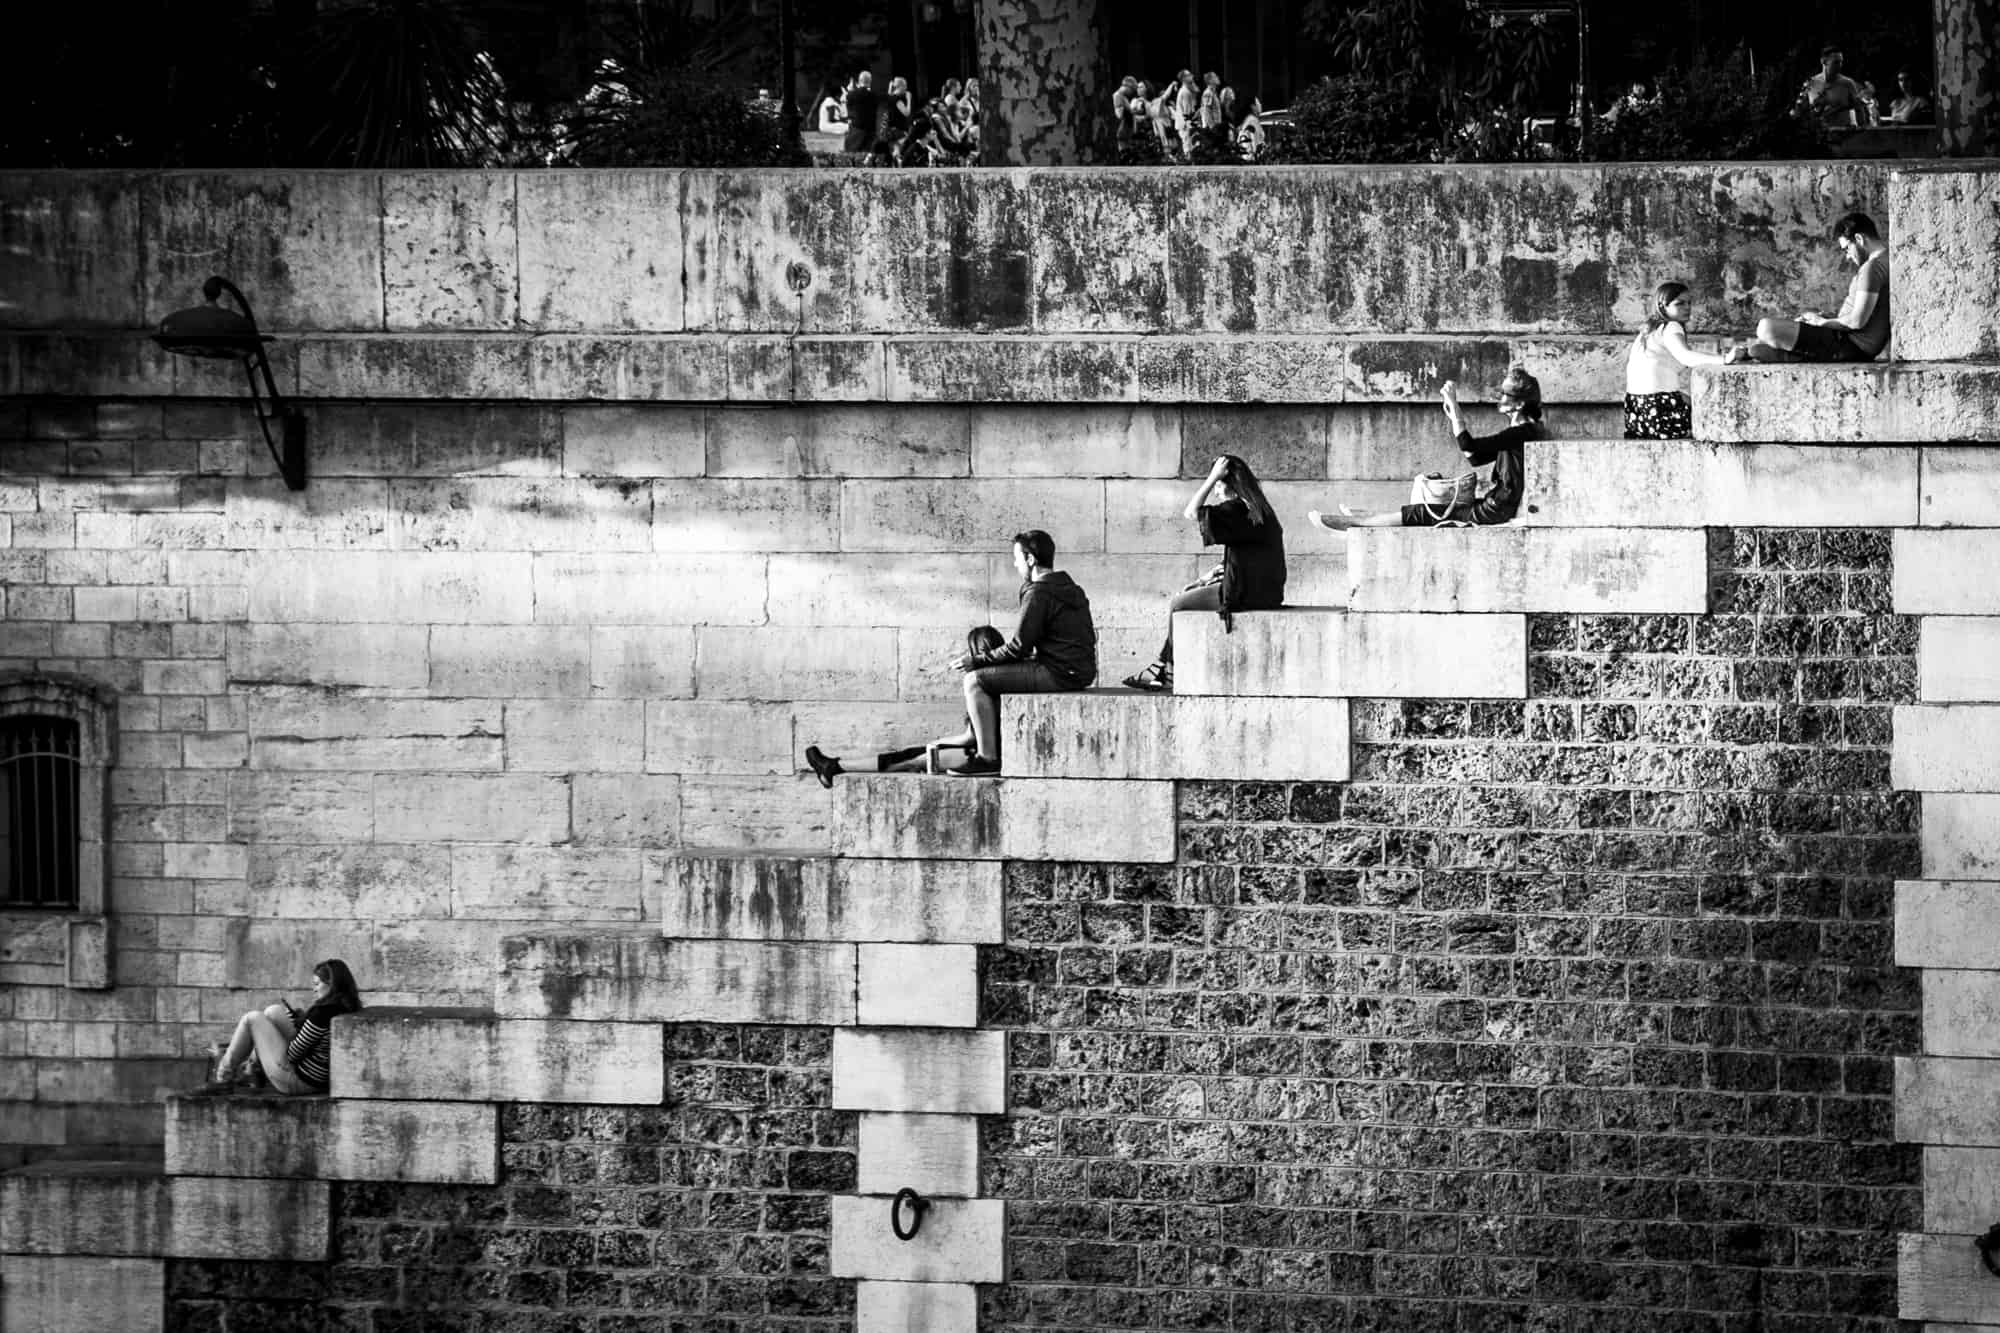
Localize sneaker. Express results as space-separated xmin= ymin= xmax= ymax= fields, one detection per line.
xmin=1122 ymin=662 xmax=1172 ymax=692
xmin=803 ymin=745 xmax=840 ymax=789
xmin=948 ymin=755 xmax=1001 ymax=776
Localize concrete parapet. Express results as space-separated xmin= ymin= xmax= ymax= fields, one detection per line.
xmin=1894 ymin=705 xmax=2000 ymax=791
xmin=658 ymin=855 xmax=1002 ymax=943
xmin=1172 ymin=608 xmax=1526 ymax=698
xmin=1897 ymin=882 xmax=2000 ymax=968
xmin=1002 ymin=691 xmax=1349 ymax=781
xmin=1891 ymin=167 xmax=2000 ymax=362
xmin=854 ymin=1280 xmax=978 ymax=1333
xmin=163 ymin=1094 xmax=498 ymax=1183
xmin=1521 ymin=439 xmax=1920 ymax=527
xmin=1346 ymin=528 xmax=1709 ymax=614
xmin=0 ymin=1255 xmax=163 ymax=1333
xmin=1693 ymin=364 xmax=2000 ymax=443
xmin=830 ymin=1196 xmax=1005 ymax=1284
xmin=0 ymin=1162 xmax=326 ymax=1260
xmin=332 ymin=1008 xmax=665 ymax=1104
xmin=493 ymin=932 xmax=856 ymax=1024
xmin=832 ymin=1030 xmax=1005 ymax=1114
xmin=857 ymin=1113 xmax=981 ymax=1197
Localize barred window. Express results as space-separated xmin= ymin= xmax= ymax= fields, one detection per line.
xmin=1 ymin=716 xmax=80 ymax=910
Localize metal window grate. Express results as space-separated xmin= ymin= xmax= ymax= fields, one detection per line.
xmin=1 ymin=716 xmax=80 ymax=910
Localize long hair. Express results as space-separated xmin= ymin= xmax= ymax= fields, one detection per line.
xmin=315 ymin=958 xmax=365 ymax=1013
xmin=1216 ymin=454 xmax=1276 ymax=526
xmin=1498 ymin=367 xmax=1545 ymax=421
xmin=1643 ymin=281 xmax=1690 ymax=334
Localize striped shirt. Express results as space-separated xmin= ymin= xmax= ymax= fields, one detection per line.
xmin=284 ymin=1002 xmax=345 ymax=1091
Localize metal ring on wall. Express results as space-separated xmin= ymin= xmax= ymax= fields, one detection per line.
xmin=890 ymin=1187 xmax=930 ymax=1241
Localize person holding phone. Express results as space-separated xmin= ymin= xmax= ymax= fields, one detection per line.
xmin=208 ymin=958 xmax=364 ymax=1094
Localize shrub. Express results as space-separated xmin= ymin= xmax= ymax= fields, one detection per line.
xmin=1267 ymin=74 xmax=1446 ymax=164
xmin=1591 ymin=61 xmax=1833 ymax=162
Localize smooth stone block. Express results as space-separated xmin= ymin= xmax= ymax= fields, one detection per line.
xmin=1000 ymin=779 xmax=1175 ymax=863
xmin=1921 ymin=795 xmax=2000 ymax=879
xmin=830 ymin=1196 xmax=1005 ymax=1284
xmin=333 ymin=1008 xmax=664 ymax=1105
xmin=678 ymin=775 xmax=833 ymax=854
xmin=1897 ymin=882 xmax=2000 ymax=968
xmin=1694 ymin=363 xmax=2000 ymax=444
xmin=857 ymin=1113 xmax=980 ymax=1198
xmin=1897 ymin=1056 xmax=2000 ymax=1145
xmin=1521 ymin=438 xmax=1919 ymax=527
xmin=167 ymin=1177 xmax=329 ymax=1261
xmin=1923 ymin=972 xmax=2000 ymax=1058
xmin=858 ymin=945 xmax=978 ymax=1028
xmin=855 ymin=1280 xmax=979 ymax=1333
xmin=1173 ymin=609 xmax=1526 ymax=699
xmin=164 ymin=1095 xmax=498 ymax=1184
xmin=833 ymin=1029 xmax=1005 ymax=1114
xmin=0 ymin=1256 xmax=163 ymax=1333
xmin=1900 ymin=1232 xmax=2000 ymax=1324
xmin=1922 ymin=620 xmax=2000 ymax=702
xmin=1898 ymin=532 xmax=2000 ymax=614
xmin=1923 ymin=447 xmax=2000 ymax=528
xmin=1346 ymin=528 xmax=1709 ymax=614
xmin=1925 ymin=1147 xmax=2000 ymax=1233
xmin=494 ymin=933 xmax=855 ymax=1024
xmin=657 ymin=856 xmax=1002 ymax=944
xmin=1892 ymin=168 xmax=2000 ymax=362
xmin=1003 ymin=692 xmax=1348 ymax=781
xmin=1895 ymin=706 xmax=2000 ymax=791
xmin=830 ymin=777 xmax=1000 ymax=860
xmin=0 ymin=1164 xmax=326 ymax=1260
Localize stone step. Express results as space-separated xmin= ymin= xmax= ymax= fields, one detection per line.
xmin=1002 ymin=690 xmax=1348 ymax=781
xmin=1692 ymin=363 xmax=2000 ymax=444
xmin=0 ymin=1256 xmax=163 ymax=1333
xmin=0 ymin=1160 xmax=326 ymax=1260
xmin=1894 ymin=705 xmax=2000 ymax=791
xmin=494 ymin=933 xmax=855 ymax=1025
xmin=164 ymin=1094 xmax=498 ymax=1183
xmin=658 ymin=853 xmax=1002 ymax=943
xmin=1345 ymin=527 xmax=1709 ymax=614
xmin=331 ymin=1008 xmax=664 ymax=1104
xmin=1171 ymin=607 xmax=1525 ymax=698
xmin=829 ymin=774 xmax=1175 ymax=863
xmin=1520 ymin=438 xmax=1920 ymax=527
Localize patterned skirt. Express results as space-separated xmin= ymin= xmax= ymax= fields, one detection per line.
xmin=1624 ymin=391 xmax=1691 ymax=439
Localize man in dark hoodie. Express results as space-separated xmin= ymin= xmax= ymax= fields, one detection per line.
xmin=948 ymin=529 xmax=1097 ymax=776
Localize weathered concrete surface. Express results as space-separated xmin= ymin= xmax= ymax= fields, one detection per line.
xmin=831 ymin=1029 xmax=1006 ymax=1114
xmin=0 ymin=1162 xmax=326 ymax=1260
xmin=854 ymin=1280 xmax=978 ymax=1333
xmin=1891 ymin=169 xmax=2000 ymax=360
xmin=1899 ymin=1231 xmax=2000 ymax=1322
xmin=1933 ymin=1 xmax=2000 ymax=156
xmin=0 ymin=1255 xmax=163 ymax=1333
xmin=1897 ymin=1055 xmax=2000 ymax=1143
xmin=163 ymin=1095 xmax=498 ymax=1183
xmin=332 ymin=1009 xmax=665 ymax=1104
xmin=1920 ymin=970 xmax=2000 ymax=1057
xmin=1897 ymin=882 xmax=2000 ymax=967
xmin=858 ymin=944 xmax=978 ymax=1027
xmin=493 ymin=932 xmax=855 ymax=1024
xmin=856 ymin=1112 xmax=980 ymax=1196
xmin=1920 ymin=618 xmax=2000 ymax=700
xmin=1925 ymin=1146 xmax=2000 ymax=1232
xmin=1893 ymin=705 xmax=2000 ymax=790
xmin=1173 ymin=609 xmax=1527 ymax=698
xmin=1346 ymin=528 xmax=1710 ymax=614
xmin=830 ymin=1195 xmax=1006 ymax=1284
xmin=1896 ymin=531 xmax=2000 ymax=613
xmin=1922 ymin=793 xmax=2000 ymax=878
xmin=657 ymin=855 xmax=1001 ymax=943
xmin=1693 ymin=364 xmax=2000 ymax=443
xmin=1522 ymin=439 xmax=1921 ymax=527
xmin=1002 ymin=691 xmax=1350 ymax=781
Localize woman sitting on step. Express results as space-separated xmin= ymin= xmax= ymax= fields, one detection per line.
xmin=1623 ymin=281 xmax=1727 ymax=438
xmin=1124 ymin=453 xmax=1285 ymax=693
xmin=802 ymin=626 xmax=1005 ymax=785
xmin=209 ymin=958 xmax=364 ymax=1094
xmin=1306 ymin=369 xmax=1546 ymax=530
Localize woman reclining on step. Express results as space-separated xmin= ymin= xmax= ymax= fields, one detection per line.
xmin=208 ymin=958 xmax=364 ymax=1094
xmin=1306 ymin=369 xmax=1546 ymax=530
xmin=802 ymin=626 xmax=1006 ymax=785
xmin=1125 ymin=454 xmax=1285 ymax=692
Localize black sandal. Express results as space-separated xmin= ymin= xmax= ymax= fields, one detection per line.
xmin=1122 ymin=662 xmax=1172 ymax=692
xmin=803 ymin=746 xmax=841 ymax=788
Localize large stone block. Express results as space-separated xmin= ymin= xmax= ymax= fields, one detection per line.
xmin=1173 ymin=609 xmax=1526 ymax=698
xmin=381 ymin=173 xmax=516 ymax=329
xmin=1897 ymin=882 xmax=2000 ymax=968
xmin=1921 ymin=794 xmax=2000 ymax=879
xmin=679 ymin=775 xmax=833 ymax=853
xmin=832 ymin=1030 xmax=1005 ymax=1114
xmin=561 ymin=405 xmax=706 ymax=478
xmin=226 ymin=624 xmax=429 ymax=690
xmin=503 ymin=699 xmax=646 ymax=773
xmin=1136 ymin=338 xmax=1349 ymax=405
xmin=830 ymin=1196 xmax=1005 ymax=1284
xmin=164 ymin=1095 xmax=498 ymax=1183
xmin=999 ymin=779 xmax=1175 ymax=862
xmin=847 ymin=174 xmax=1030 ymax=332
xmin=373 ymin=775 xmax=571 ymax=842
xmin=857 ymin=1113 xmax=980 ymax=1197
xmin=516 ymin=171 xmax=686 ymax=332
xmin=703 ymin=405 xmax=971 ymax=478
xmin=493 ymin=933 xmax=855 ymax=1024
xmin=1920 ymin=619 xmax=2000 ymax=702
xmin=525 ymin=334 xmax=727 ymax=400
xmin=0 ymin=1164 xmax=326 ymax=1260
xmin=1897 ymin=1056 xmax=2000 ymax=1145
xmin=166 ymin=1176 xmax=329 ymax=1260
xmin=1898 ymin=1231 xmax=2000 ymax=1324
xmin=1003 ymin=692 xmax=1349 ymax=781
xmin=391 ymin=478 xmax=651 ymax=552
xmin=1521 ymin=439 xmax=1920 ymax=527
xmin=1922 ymin=446 xmax=2000 ymax=528
xmin=1895 ymin=532 xmax=2000 ymax=614
xmin=839 ymin=479 xmax=1105 ymax=554
xmin=651 ymin=479 xmax=841 ymax=553
xmin=724 ymin=337 xmax=890 ymax=403
xmin=765 ymin=554 xmax=989 ymax=627
xmin=694 ymin=626 xmax=898 ymax=702
xmin=1894 ymin=706 xmax=2000 ymax=791
xmin=1693 ymin=364 xmax=2000 ymax=444
xmin=830 ymin=776 xmax=1001 ymax=860
xmin=531 ymin=553 xmax=768 ymax=626
xmin=0 ymin=1255 xmax=163 ymax=1333
xmin=333 ymin=1009 xmax=665 ymax=1104
xmin=572 ymin=774 xmax=683 ymax=848
xmin=296 ymin=335 xmax=530 ymax=399
xmin=686 ymin=171 xmax=855 ymax=333
xmin=854 ymin=1280 xmax=978 ymax=1333
xmin=969 ymin=406 xmax=1180 ymax=478
xmin=1925 ymin=1147 xmax=2000 ymax=1234
xmin=1030 ymin=172 xmax=1168 ymax=333
xmin=1922 ymin=971 xmax=2000 ymax=1058
xmin=450 ymin=846 xmax=646 ymax=921
xmin=1891 ymin=167 xmax=2000 ymax=362
xmin=885 ymin=337 xmax=1136 ymax=403
xmin=224 ymin=919 xmax=510 ymax=996
xmin=247 ymin=844 xmax=452 ymax=920
xmin=858 ymin=945 xmax=978 ymax=1028
xmin=645 ymin=700 xmax=793 ymax=776
xmin=2 ymin=175 xmax=145 ymax=329
xmin=656 ymin=856 xmax=1002 ymax=943
xmin=198 ymin=551 xmax=534 ymax=624
xmin=1345 ymin=527 xmax=1709 ymax=614
xmin=426 ymin=626 xmax=593 ymax=698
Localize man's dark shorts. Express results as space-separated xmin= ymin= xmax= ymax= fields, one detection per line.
xmin=1791 ymin=321 xmax=1876 ymax=362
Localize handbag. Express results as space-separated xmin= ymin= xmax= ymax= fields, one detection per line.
xmin=1410 ymin=471 xmax=1478 ymax=524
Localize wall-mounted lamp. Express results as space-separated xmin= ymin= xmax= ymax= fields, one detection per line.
xmin=153 ymin=276 xmax=308 ymax=491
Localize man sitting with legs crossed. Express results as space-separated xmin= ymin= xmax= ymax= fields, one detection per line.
xmin=948 ymin=529 xmax=1097 ymax=776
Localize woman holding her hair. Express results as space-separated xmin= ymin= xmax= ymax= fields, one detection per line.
xmin=1124 ymin=454 xmax=1285 ymax=693
xmin=1623 ymin=281 xmax=1726 ymax=439
xmin=209 ymin=958 xmax=364 ymax=1094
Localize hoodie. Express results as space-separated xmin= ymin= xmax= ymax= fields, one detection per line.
xmin=973 ymin=570 xmax=1098 ymax=686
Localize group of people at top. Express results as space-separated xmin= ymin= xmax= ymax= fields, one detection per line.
xmin=821 ymin=71 xmax=979 ymax=166
xmin=1114 ymin=70 xmax=1265 ymax=160
xmin=799 ymin=207 xmax=1891 ymax=777
xmin=1797 ymin=45 xmax=1932 ymax=128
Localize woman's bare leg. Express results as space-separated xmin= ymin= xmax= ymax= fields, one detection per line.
xmin=1307 ymin=507 xmax=1404 ymax=530
xmin=216 ymin=1005 xmax=295 ymax=1080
